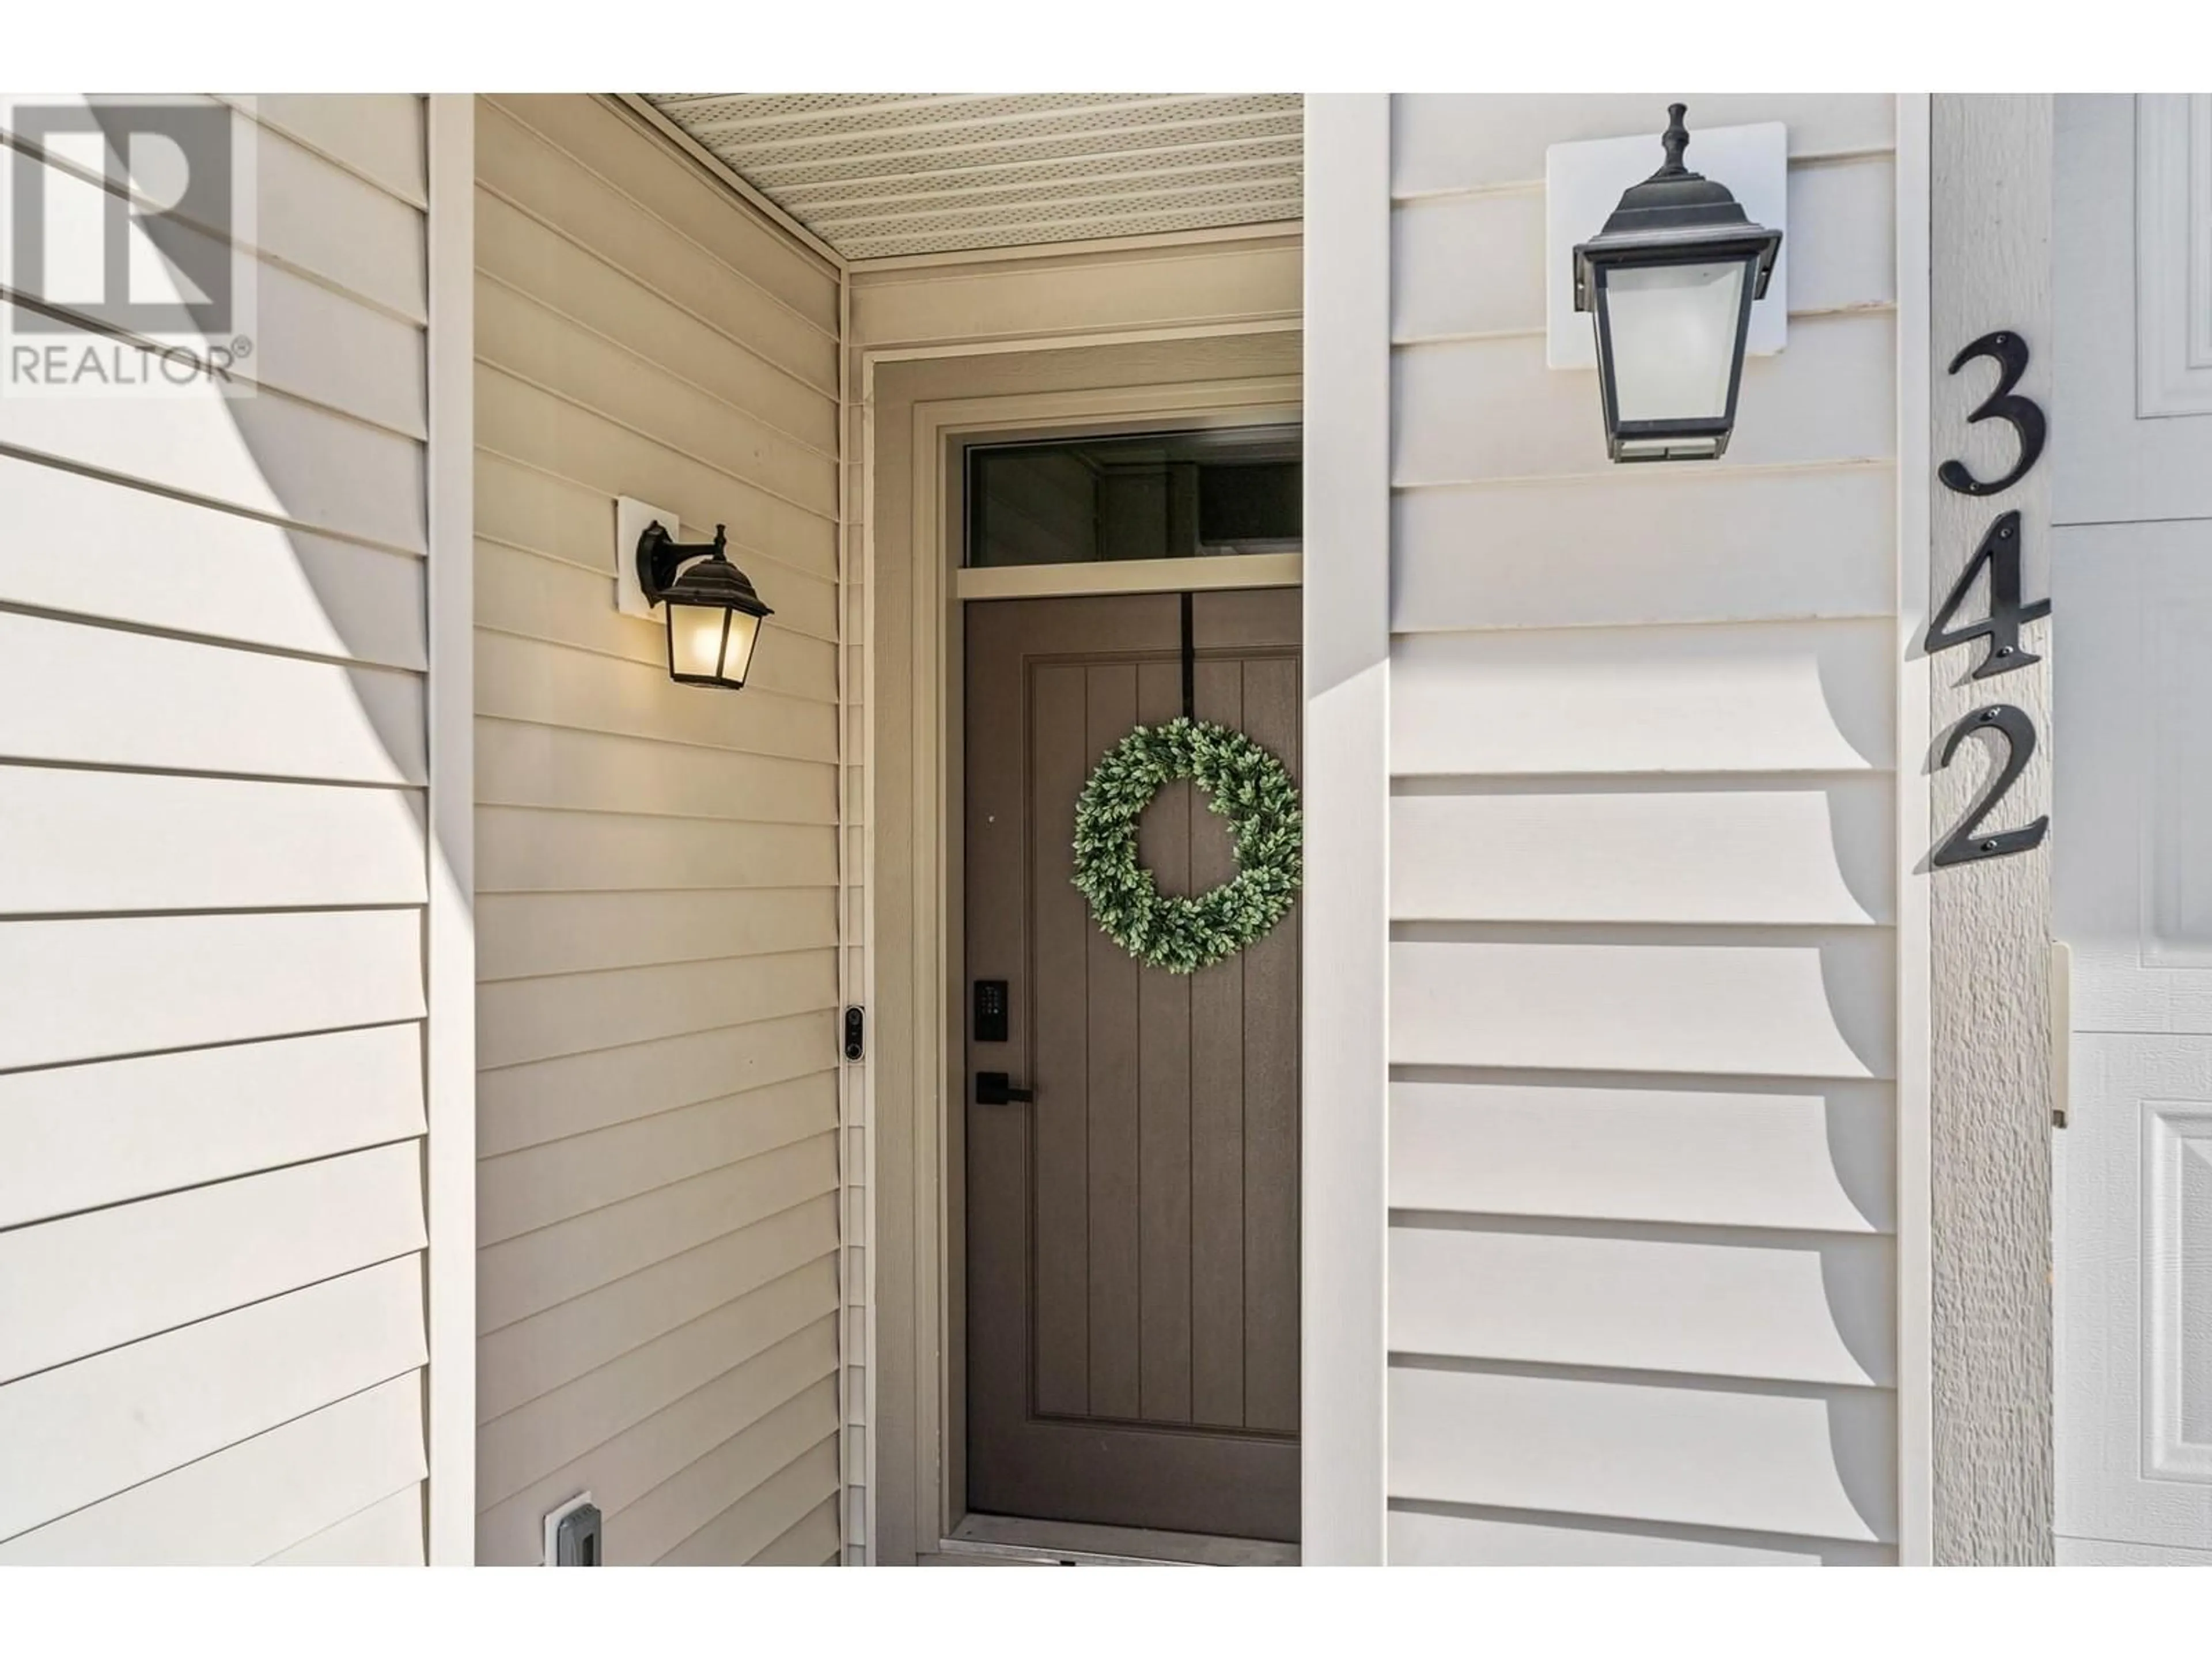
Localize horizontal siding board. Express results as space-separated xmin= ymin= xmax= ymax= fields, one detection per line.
xmin=480 ymin=1317 xmax=835 ymax=1566
xmin=0 ymin=152 xmax=426 ymax=434
xmin=0 ymin=1372 xmax=425 ymax=1564
xmin=0 ymin=304 xmax=424 ymax=551
xmin=0 ymin=767 xmax=426 ymax=916
xmin=660 ymin=1429 xmax=840 ymax=1565
xmin=475 ymin=718 xmax=836 ymax=824
xmin=473 ymin=192 xmax=838 ymax=453
xmin=474 ymin=537 xmax=838 ymax=704
xmin=476 ymin=1207 xmax=836 ymax=1427
xmin=0 ymin=1142 xmax=426 ymax=1383
xmin=476 ymin=365 xmax=835 ymax=573
xmin=849 ymin=238 xmax=1302 ymax=348
xmin=475 ymin=103 xmax=836 ymax=393
xmin=1390 ymin=779 xmax=1893 ymax=926
xmin=477 ymin=1266 xmax=835 ymax=1514
xmin=487 ymin=96 xmax=839 ymax=334
xmin=1391 ymin=94 xmax=1895 ymax=195
xmin=0 ymin=453 xmax=426 ymax=669
xmin=1389 ymin=1076 xmax=1895 ymax=1234
xmin=476 ymin=1132 xmax=838 ymax=1334
xmin=629 ymin=1384 xmax=840 ymax=1565
xmin=1392 ymin=312 xmax=1895 ymax=486
xmin=472 ymin=93 xmax=846 ymax=1573
xmin=476 ymin=808 xmax=836 ymax=899
xmin=1390 ymin=1222 xmax=1896 ymax=1386
xmin=479 ymin=1071 xmax=835 ymax=1244
xmin=1388 ymin=1363 xmax=1897 ymax=1543
xmin=476 ymin=948 xmax=836 ymax=1070
xmin=477 ymin=1009 xmax=836 ymax=1156
xmin=245 ymin=118 xmax=429 ymax=318
xmin=752 ymin=1493 xmax=840 ymax=1566
xmin=1391 ymin=154 xmax=1894 ymax=343
xmin=0 ymin=96 xmax=426 ymax=318
xmin=474 ymin=461 xmax=841 ymax=648
xmin=477 ymin=888 xmax=836 ymax=982
xmin=0 ymin=1257 xmax=425 ymax=1539
xmin=1389 ymin=930 xmax=1895 ymax=1080
xmin=474 ymin=630 xmax=836 ymax=765
xmin=264 ymin=1482 xmax=425 ymax=1565
xmin=232 ymin=94 xmax=426 ymax=206
xmin=475 ymin=281 xmax=837 ymax=520
xmin=1388 ymin=1504 xmax=1893 ymax=1566
xmin=1390 ymin=620 xmax=1895 ymax=777
xmin=0 ymin=908 xmax=423 ymax=1072
xmin=0 ymin=612 xmax=425 ymax=785
xmin=0 ymin=1024 xmax=425 ymax=1230
xmin=1785 ymin=156 xmax=1900 ymax=316
xmin=1390 ymin=464 xmax=1896 ymax=632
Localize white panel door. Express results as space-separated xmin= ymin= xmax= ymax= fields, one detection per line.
xmin=2051 ymin=93 xmax=2212 ymax=1562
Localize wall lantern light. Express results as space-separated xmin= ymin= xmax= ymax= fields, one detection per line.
xmin=635 ymin=520 xmax=774 ymax=691
xmin=1571 ymin=104 xmax=1783 ymax=463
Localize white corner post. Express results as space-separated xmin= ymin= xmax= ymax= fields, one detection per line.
xmin=1301 ymin=93 xmax=1392 ymax=1565
xmin=423 ymin=90 xmax=478 ymax=1565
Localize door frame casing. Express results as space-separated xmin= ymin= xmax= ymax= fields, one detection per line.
xmin=866 ymin=358 xmax=1301 ymax=1560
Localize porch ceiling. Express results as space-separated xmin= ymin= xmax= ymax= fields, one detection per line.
xmin=641 ymin=94 xmax=1304 ymax=261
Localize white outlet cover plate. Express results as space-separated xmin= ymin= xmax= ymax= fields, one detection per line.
xmin=1546 ymin=120 xmax=1788 ymax=371
xmin=615 ymin=494 xmax=680 ymax=621
xmin=542 ymin=1490 xmax=596 ymax=1567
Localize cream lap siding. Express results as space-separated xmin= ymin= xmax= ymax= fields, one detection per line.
xmin=471 ymin=94 xmax=844 ymax=1567
xmin=0 ymin=96 xmax=439 ymax=1563
xmin=1382 ymin=95 xmax=1908 ymax=1564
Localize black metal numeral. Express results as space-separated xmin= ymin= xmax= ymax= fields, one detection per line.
xmin=1923 ymin=510 xmax=2051 ymax=678
xmin=1938 ymin=331 xmax=2047 ymax=497
xmin=1932 ymin=704 xmax=2047 ymax=866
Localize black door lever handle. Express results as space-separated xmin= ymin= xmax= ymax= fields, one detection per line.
xmin=975 ymin=1071 xmax=1034 ymax=1105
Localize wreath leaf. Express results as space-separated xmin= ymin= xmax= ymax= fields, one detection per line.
xmin=1070 ymin=716 xmax=1302 ymax=974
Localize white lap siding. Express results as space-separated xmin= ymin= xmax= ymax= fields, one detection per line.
xmin=1381 ymin=95 xmax=1911 ymax=1564
xmin=0 ymin=96 xmax=444 ymax=1563
xmin=470 ymin=96 xmax=844 ymax=1567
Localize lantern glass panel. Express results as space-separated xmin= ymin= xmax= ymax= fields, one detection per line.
xmin=1601 ymin=257 xmax=1750 ymax=425
xmin=669 ymin=602 xmax=730 ymax=682
xmin=720 ymin=608 xmax=763 ymax=686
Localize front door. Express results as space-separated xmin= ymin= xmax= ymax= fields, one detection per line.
xmin=2051 ymin=94 xmax=2212 ymax=1564
xmin=963 ymin=589 xmax=1301 ymax=1543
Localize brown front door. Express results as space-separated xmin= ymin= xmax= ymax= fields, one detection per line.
xmin=963 ymin=589 xmax=1300 ymax=1544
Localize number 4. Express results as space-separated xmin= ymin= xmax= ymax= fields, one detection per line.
xmin=1923 ymin=509 xmax=2050 ymax=679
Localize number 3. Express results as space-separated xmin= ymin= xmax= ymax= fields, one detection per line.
xmin=1939 ymin=331 xmax=2047 ymax=497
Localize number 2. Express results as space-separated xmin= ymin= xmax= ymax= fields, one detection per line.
xmin=1923 ymin=510 xmax=2051 ymax=678
xmin=1932 ymin=704 xmax=2047 ymax=866
xmin=1938 ymin=331 xmax=2047 ymax=497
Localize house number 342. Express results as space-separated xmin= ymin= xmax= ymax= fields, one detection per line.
xmin=1927 ymin=329 xmax=2051 ymax=867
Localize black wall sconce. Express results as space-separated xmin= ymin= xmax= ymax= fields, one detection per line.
xmin=1571 ymin=104 xmax=1783 ymax=463
xmin=636 ymin=521 xmax=773 ymax=691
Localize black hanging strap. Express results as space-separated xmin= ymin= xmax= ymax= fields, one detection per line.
xmin=1179 ymin=591 xmax=1195 ymax=721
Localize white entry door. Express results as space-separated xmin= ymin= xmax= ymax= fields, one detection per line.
xmin=2051 ymin=94 xmax=2212 ymax=1566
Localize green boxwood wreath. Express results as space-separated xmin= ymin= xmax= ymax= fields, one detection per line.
xmin=1070 ymin=716 xmax=1302 ymax=974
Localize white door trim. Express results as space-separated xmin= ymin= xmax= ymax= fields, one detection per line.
xmin=862 ymin=360 xmax=1304 ymax=1561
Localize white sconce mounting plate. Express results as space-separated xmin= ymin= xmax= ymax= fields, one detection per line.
xmin=1546 ymin=120 xmax=1789 ymax=371
xmin=615 ymin=494 xmax=679 ymax=621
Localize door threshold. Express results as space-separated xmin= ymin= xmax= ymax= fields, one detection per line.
xmin=941 ymin=1513 xmax=1298 ymax=1567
